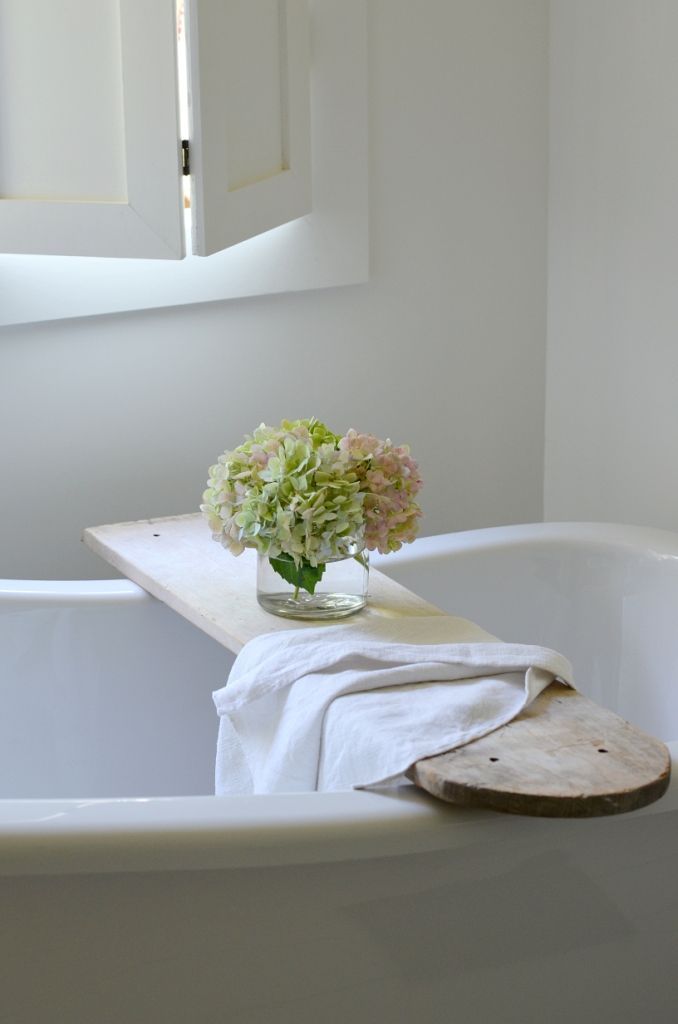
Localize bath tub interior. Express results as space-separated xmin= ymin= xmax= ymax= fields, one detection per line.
xmin=0 ymin=582 xmax=234 ymax=800
xmin=374 ymin=524 xmax=678 ymax=747
xmin=3 ymin=523 xmax=678 ymax=801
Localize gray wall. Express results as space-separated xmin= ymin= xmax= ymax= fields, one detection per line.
xmin=545 ymin=0 xmax=678 ymax=529
xmin=0 ymin=1 xmax=549 ymax=579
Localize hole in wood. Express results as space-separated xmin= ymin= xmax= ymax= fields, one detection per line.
xmin=598 ymin=748 xmax=608 ymax=753
xmin=489 ymin=757 xmax=499 ymax=762
xmin=152 ymin=533 xmax=161 ymax=538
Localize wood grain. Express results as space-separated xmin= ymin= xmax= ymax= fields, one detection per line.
xmin=83 ymin=513 xmax=672 ymax=816
xmin=408 ymin=683 xmax=671 ymax=816
xmin=83 ymin=514 xmax=442 ymax=654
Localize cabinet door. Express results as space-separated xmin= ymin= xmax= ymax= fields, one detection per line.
xmin=0 ymin=0 xmax=184 ymax=258
xmin=186 ymin=0 xmax=311 ymax=257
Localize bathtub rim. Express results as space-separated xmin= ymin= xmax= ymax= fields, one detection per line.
xmin=0 ymin=577 xmax=145 ymax=601
xmin=1 ymin=763 xmax=677 ymax=877
xmin=4 ymin=520 xmax=678 ymax=600
xmin=371 ymin=520 xmax=678 ymax=571
xmin=0 ymin=788 xmax=503 ymax=877
xmin=2 ymin=520 xmax=678 ymax=876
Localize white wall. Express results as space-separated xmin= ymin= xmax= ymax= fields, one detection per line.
xmin=545 ymin=0 xmax=678 ymax=529
xmin=0 ymin=0 xmax=549 ymax=579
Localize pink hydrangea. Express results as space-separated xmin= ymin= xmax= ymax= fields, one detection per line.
xmin=339 ymin=429 xmax=423 ymax=554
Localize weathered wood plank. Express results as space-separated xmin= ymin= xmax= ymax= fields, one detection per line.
xmin=408 ymin=683 xmax=671 ymax=816
xmin=83 ymin=513 xmax=442 ymax=654
xmin=83 ymin=513 xmax=671 ymax=816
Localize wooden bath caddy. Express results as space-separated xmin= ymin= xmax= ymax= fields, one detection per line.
xmin=83 ymin=514 xmax=671 ymax=818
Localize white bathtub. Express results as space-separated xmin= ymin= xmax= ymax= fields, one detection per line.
xmin=2 ymin=522 xmax=678 ymax=1024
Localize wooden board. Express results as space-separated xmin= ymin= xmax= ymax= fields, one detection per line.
xmin=83 ymin=514 xmax=442 ymax=654
xmin=408 ymin=683 xmax=670 ymax=816
xmin=83 ymin=513 xmax=671 ymax=817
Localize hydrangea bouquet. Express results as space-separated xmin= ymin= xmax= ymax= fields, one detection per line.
xmin=201 ymin=418 xmax=422 ymax=608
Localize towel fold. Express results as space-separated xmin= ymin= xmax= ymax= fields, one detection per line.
xmin=213 ymin=615 xmax=574 ymax=795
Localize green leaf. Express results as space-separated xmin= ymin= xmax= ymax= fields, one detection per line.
xmin=269 ymin=554 xmax=326 ymax=595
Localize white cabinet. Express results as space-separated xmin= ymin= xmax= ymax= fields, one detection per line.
xmin=0 ymin=0 xmax=312 ymax=260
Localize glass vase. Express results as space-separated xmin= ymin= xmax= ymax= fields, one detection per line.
xmin=257 ymin=544 xmax=369 ymax=620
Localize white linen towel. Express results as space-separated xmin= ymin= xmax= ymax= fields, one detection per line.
xmin=213 ymin=615 xmax=574 ymax=795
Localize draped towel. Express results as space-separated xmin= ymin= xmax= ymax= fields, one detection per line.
xmin=212 ymin=616 xmax=573 ymax=795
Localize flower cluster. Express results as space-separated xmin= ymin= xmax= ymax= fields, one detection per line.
xmin=201 ymin=418 xmax=422 ymax=568
xmin=339 ymin=429 xmax=422 ymax=554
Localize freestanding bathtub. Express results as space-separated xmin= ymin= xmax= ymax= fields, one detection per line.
xmin=2 ymin=523 xmax=677 ymax=1023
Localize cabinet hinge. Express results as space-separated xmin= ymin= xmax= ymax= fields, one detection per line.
xmin=181 ymin=139 xmax=190 ymax=176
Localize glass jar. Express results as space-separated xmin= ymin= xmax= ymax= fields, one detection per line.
xmin=256 ymin=543 xmax=369 ymax=620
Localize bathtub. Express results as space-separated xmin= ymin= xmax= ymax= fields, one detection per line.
xmin=2 ymin=522 xmax=678 ymax=1024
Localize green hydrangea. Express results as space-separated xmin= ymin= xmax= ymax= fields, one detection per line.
xmin=201 ymin=417 xmax=422 ymax=595
xmin=201 ymin=418 xmax=365 ymax=569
